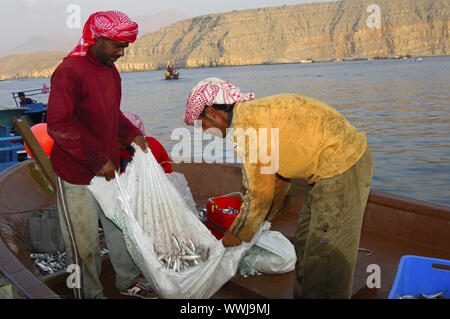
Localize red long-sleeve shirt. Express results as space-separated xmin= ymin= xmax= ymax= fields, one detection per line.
xmin=47 ymin=50 xmax=141 ymax=185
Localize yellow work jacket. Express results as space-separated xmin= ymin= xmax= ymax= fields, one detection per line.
xmin=228 ymin=94 xmax=367 ymax=242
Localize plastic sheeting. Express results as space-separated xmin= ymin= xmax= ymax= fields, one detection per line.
xmin=240 ymin=226 xmax=296 ymax=276
xmin=88 ymin=145 xmax=264 ymax=298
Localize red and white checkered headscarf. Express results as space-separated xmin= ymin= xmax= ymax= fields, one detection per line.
xmin=66 ymin=11 xmax=138 ymax=58
xmin=184 ymin=78 xmax=255 ymax=127
xmin=123 ymin=111 xmax=146 ymax=135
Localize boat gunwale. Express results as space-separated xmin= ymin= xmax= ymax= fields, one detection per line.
xmin=368 ymin=189 xmax=450 ymax=220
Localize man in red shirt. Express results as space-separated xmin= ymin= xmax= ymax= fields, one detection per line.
xmin=47 ymin=11 xmax=155 ymax=299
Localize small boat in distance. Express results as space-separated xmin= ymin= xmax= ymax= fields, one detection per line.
xmin=165 ymin=65 xmax=180 ymax=80
xmin=165 ymin=71 xmax=180 ymax=80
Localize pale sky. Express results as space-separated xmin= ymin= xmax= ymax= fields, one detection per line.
xmin=0 ymin=0 xmax=335 ymax=56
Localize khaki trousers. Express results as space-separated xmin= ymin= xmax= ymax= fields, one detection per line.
xmin=56 ymin=177 xmax=141 ymax=299
xmin=293 ymin=148 xmax=373 ymax=298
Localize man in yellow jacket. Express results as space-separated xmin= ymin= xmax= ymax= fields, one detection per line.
xmin=184 ymin=78 xmax=373 ymax=299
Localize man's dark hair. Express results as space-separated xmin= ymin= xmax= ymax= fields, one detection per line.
xmin=18 ymin=92 xmax=25 ymax=97
xmin=199 ymin=103 xmax=235 ymax=120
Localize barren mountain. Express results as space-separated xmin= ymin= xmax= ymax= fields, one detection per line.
xmin=0 ymin=51 xmax=66 ymax=80
xmin=0 ymin=0 xmax=448 ymax=81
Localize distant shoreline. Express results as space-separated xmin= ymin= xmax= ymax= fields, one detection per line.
xmin=1 ymin=54 xmax=449 ymax=83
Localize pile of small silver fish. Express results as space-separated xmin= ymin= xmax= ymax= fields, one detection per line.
xmin=400 ymin=290 xmax=447 ymax=299
xmin=218 ymin=206 xmax=240 ymax=215
xmin=30 ymin=252 xmax=68 ymax=274
xmin=154 ymin=234 xmax=210 ymax=272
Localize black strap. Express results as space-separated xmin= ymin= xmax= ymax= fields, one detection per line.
xmin=276 ymin=173 xmax=291 ymax=183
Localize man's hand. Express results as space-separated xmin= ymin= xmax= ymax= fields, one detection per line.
xmin=118 ymin=137 xmax=129 ymax=150
xmin=96 ymin=160 xmax=116 ymax=181
xmin=132 ymin=135 xmax=148 ymax=153
xmin=222 ymin=230 xmax=242 ymax=247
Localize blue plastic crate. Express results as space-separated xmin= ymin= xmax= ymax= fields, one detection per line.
xmin=388 ymin=255 xmax=450 ymax=299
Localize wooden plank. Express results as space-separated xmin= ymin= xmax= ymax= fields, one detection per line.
xmin=12 ymin=116 xmax=56 ymax=191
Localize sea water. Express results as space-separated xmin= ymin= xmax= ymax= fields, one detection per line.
xmin=0 ymin=56 xmax=448 ymax=206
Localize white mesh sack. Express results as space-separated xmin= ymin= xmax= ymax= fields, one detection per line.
xmin=88 ymin=144 xmax=265 ymax=299
xmin=166 ymin=172 xmax=199 ymax=215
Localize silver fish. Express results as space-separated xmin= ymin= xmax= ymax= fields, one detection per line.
xmin=36 ymin=262 xmax=54 ymax=274
xmin=184 ymin=244 xmax=196 ymax=256
xmin=30 ymin=253 xmax=47 ymax=260
xmin=417 ymin=291 xmax=447 ymax=299
xmin=155 ymin=236 xmax=210 ymax=272
xmin=181 ymin=255 xmax=202 ymax=261
xmin=400 ymin=290 xmax=447 ymax=299
xmin=188 ymin=239 xmax=196 ymax=253
xmin=180 ymin=241 xmax=187 ymax=255
xmin=172 ymin=233 xmax=181 ymax=251
xmin=100 ymin=248 xmax=109 ymax=256
xmin=31 ymin=251 xmax=68 ymax=274
xmin=219 ymin=206 xmax=240 ymax=215
xmin=197 ymin=209 xmax=207 ymax=221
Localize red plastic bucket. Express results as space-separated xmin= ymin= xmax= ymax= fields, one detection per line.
xmin=206 ymin=192 xmax=243 ymax=240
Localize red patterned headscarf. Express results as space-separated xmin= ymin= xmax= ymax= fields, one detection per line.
xmin=123 ymin=111 xmax=146 ymax=135
xmin=67 ymin=11 xmax=138 ymax=58
xmin=185 ymin=78 xmax=255 ymax=127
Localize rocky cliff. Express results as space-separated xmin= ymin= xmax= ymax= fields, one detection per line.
xmin=1 ymin=0 xmax=448 ymax=80
xmin=0 ymin=52 xmax=66 ymax=80
xmin=118 ymin=0 xmax=449 ymax=70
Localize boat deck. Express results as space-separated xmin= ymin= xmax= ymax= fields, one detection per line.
xmin=0 ymin=161 xmax=449 ymax=299
xmin=32 ymin=225 xmax=450 ymax=299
